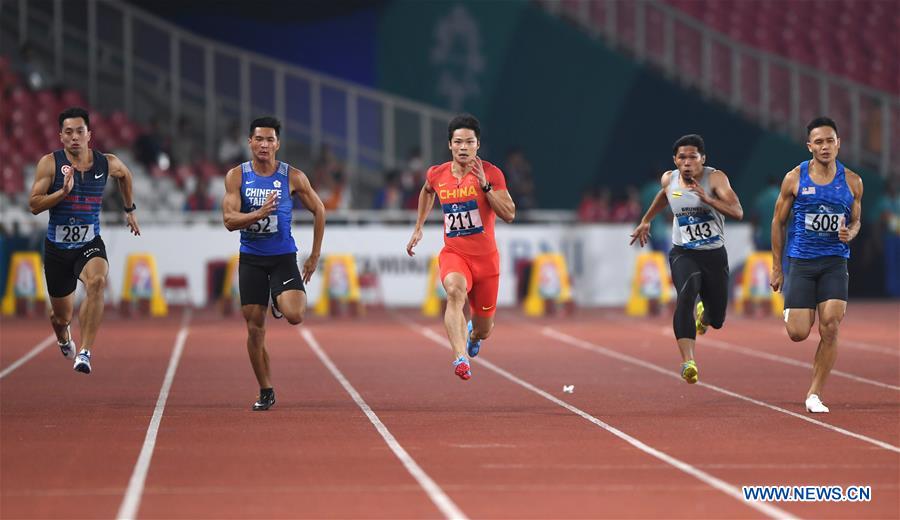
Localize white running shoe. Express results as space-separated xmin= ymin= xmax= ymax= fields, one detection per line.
xmin=73 ymin=349 xmax=92 ymax=375
xmin=58 ymin=325 xmax=76 ymax=359
xmin=805 ymin=394 xmax=829 ymax=413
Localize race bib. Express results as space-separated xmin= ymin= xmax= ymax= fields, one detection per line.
xmin=678 ymin=217 xmax=722 ymax=248
xmin=804 ymin=213 xmax=842 ymax=233
xmin=245 ymin=215 xmax=278 ymax=235
xmin=442 ymin=200 xmax=483 ymax=238
xmin=55 ymin=224 xmax=95 ymax=244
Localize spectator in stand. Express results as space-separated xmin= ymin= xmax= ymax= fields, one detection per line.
xmin=312 ymin=143 xmax=342 ymax=189
xmin=577 ymin=186 xmax=612 ymax=222
xmin=321 ymin=171 xmax=349 ymax=211
xmin=504 ymin=147 xmax=537 ymax=210
xmin=373 ymin=170 xmax=403 ymax=210
xmin=401 ymin=147 xmax=425 ymax=209
xmin=612 ymin=185 xmax=641 ymax=222
xmin=170 ymin=116 xmax=197 ymax=166
xmin=185 ymin=177 xmax=216 ymax=211
xmin=18 ymin=42 xmax=55 ymax=91
xmin=751 ymin=177 xmax=781 ymax=251
xmin=218 ymin=121 xmax=250 ymax=166
xmin=133 ymin=116 xmax=166 ymax=171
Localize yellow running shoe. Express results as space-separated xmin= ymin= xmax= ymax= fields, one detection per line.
xmin=695 ymin=301 xmax=708 ymax=335
xmin=681 ymin=360 xmax=698 ymax=384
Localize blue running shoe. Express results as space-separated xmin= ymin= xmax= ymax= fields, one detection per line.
xmin=466 ymin=321 xmax=482 ymax=358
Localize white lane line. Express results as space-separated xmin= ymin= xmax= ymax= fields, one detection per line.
xmin=731 ymin=319 xmax=900 ymax=357
xmin=699 ymin=336 xmax=899 ymax=391
xmin=404 ymin=322 xmax=796 ymax=520
xmin=840 ymin=339 xmax=899 ymax=357
xmin=300 ymin=328 xmax=467 ymax=520
xmin=117 ymin=309 xmax=192 ymax=520
xmin=641 ymin=323 xmax=899 ymax=391
xmin=543 ymin=326 xmax=900 ymax=454
xmin=0 ymin=334 xmax=55 ymax=379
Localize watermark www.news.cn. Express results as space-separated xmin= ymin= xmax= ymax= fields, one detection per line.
xmin=743 ymin=485 xmax=872 ymax=502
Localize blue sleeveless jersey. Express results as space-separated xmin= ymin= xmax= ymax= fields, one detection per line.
xmin=46 ymin=150 xmax=108 ymax=249
xmin=239 ymin=161 xmax=297 ymax=255
xmin=787 ymin=160 xmax=852 ymax=259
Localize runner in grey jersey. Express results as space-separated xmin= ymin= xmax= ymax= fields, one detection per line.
xmin=631 ymin=134 xmax=743 ymax=383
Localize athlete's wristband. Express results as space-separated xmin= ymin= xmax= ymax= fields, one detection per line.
xmin=124 ymin=203 xmax=136 ymax=213
xmin=481 ymin=182 xmax=492 ymax=193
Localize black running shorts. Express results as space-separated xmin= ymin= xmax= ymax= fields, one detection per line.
xmin=783 ymin=256 xmax=849 ymax=309
xmin=238 ymin=252 xmax=305 ymax=306
xmin=43 ymin=236 xmax=108 ymax=298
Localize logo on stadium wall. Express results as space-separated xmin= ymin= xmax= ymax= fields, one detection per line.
xmin=431 ymin=5 xmax=484 ymax=111
xmin=61 ymin=165 xmax=72 ymax=175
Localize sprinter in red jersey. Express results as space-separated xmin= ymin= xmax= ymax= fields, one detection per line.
xmin=406 ymin=114 xmax=516 ymax=380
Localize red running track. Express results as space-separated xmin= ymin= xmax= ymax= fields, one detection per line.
xmin=1 ymin=302 xmax=897 ymax=518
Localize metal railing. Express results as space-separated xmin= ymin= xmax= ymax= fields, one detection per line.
xmin=541 ymin=0 xmax=898 ymax=177
xmin=3 ymin=0 xmax=457 ymax=198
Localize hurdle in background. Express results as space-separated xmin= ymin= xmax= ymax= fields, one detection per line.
xmin=734 ymin=251 xmax=783 ymax=316
xmin=625 ymin=251 xmax=673 ymax=316
xmin=1 ymin=252 xmax=47 ymax=316
xmin=120 ymin=253 xmax=167 ymax=316
xmin=314 ymin=254 xmax=362 ymax=317
xmin=522 ymin=253 xmax=573 ymax=316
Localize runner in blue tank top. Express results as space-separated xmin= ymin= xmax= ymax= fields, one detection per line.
xmin=28 ymin=107 xmax=141 ymax=375
xmin=771 ymin=117 xmax=864 ymax=414
xmin=222 ymin=116 xmax=326 ymax=411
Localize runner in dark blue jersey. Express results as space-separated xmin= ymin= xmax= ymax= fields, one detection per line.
xmin=28 ymin=107 xmax=141 ymax=375
xmin=222 ymin=116 xmax=326 ymax=411
xmin=771 ymin=117 xmax=864 ymax=413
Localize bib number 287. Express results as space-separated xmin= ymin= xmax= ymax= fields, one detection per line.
xmin=56 ymin=224 xmax=93 ymax=243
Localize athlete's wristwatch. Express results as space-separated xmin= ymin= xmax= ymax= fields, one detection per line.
xmin=124 ymin=203 xmax=136 ymax=213
xmin=481 ymin=182 xmax=492 ymax=193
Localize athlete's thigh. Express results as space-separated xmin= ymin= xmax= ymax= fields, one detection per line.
xmin=78 ymin=256 xmax=109 ymax=285
xmin=49 ymin=294 xmax=76 ymax=321
xmin=439 ymin=249 xmax=473 ymax=292
xmin=784 ymin=307 xmax=816 ymax=334
xmin=43 ymin=240 xmax=78 ymax=298
xmin=267 ymin=253 xmax=303 ymax=298
xmin=241 ymin=304 xmax=267 ymax=328
xmin=75 ymin=237 xmax=108 ymax=283
xmin=814 ymin=257 xmax=848 ymax=306
xmin=783 ymin=258 xmax=818 ymax=310
xmin=239 ymin=254 xmax=270 ymax=306
xmin=468 ymin=253 xmax=500 ymax=317
xmin=698 ymin=249 xmax=729 ymax=312
xmin=276 ymin=289 xmax=307 ymax=316
xmin=816 ymin=299 xmax=846 ymax=325
xmin=668 ymin=247 xmax=702 ymax=293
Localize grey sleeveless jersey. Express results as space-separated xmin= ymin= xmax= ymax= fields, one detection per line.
xmin=665 ymin=166 xmax=726 ymax=250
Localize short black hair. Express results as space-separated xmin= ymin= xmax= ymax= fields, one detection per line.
xmin=249 ymin=116 xmax=281 ymax=137
xmin=807 ymin=116 xmax=838 ymax=137
xmin=448 ymin=113 xmax=480 ymax=141
xmin=58 ymin=107 xmax=90 ymax=130
xmin=672 ymin=134 xmax=705 ymax=156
